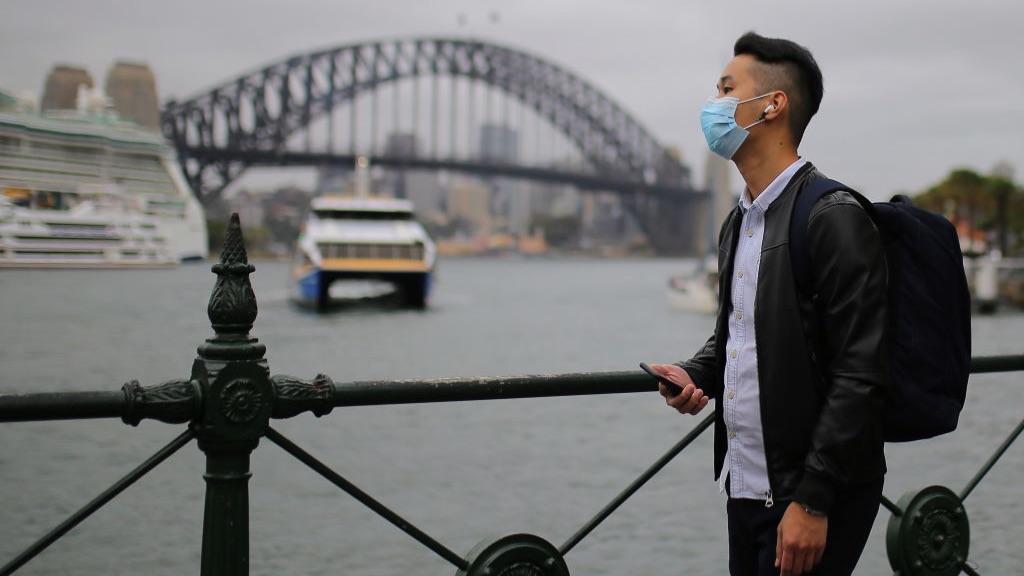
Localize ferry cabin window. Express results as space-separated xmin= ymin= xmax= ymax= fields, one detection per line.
xmin=313 ymin=210 xmax=413 ymax=221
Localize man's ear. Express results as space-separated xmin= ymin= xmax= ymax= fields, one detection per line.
xmin=762 ymin=91 xmax=788 ymax=121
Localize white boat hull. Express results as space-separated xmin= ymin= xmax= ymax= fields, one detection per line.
xmin=0 ymin=108 xmax=208 ymax=268
xmin=667 ymin=267 xmax=718 ymax=315
xmin=292 ymin=265 xmax=433 ymax=309
xmin=666 ymin=283 xmax=718 ymax=314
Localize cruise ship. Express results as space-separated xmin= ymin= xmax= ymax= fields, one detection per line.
xmin=291 ymin=158 xmax=436 ymax=308
xmin=0 ymin=95 xmax=207 ymax=268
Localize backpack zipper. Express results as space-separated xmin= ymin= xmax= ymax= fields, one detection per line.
xmin=765 ymin=489 xmax=774 ymax=508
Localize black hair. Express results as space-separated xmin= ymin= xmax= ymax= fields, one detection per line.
xmin=734 ymin=32 xmax=823 ymax=146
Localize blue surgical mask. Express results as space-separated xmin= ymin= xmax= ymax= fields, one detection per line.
xmin=700 ymin=93 xmax=773 ymax=159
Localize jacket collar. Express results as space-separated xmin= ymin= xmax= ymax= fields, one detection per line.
xmin=719 ymin=161 xmax=817 ymax=262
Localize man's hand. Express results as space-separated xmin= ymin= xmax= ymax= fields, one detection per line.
xmin=775 ymin=502 xmax=828 ymax=575
xmin=648 ymin=363 xmax=709 ymax=415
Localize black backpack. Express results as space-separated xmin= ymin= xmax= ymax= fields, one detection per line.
xmin=790 ymin=176 xmax=972 ymax=442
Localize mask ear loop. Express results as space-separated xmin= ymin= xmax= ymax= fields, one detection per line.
xmin=741 ymin=103 xmax=776 ymax=130
xmin=737 ymin=92 xmax=775 ymax=105
xmin=741 ymin=117 xmax=767 ymax=130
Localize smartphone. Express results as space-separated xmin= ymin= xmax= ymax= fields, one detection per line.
xmin=639 ymin=362 xmax=683 ymax=396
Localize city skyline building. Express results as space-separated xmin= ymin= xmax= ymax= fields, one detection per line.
xmin=105 ymin=61 xmax=160 ymax=130
xmin=384 ymin=131 xmax=448 ymax=219
xmin=478 ymin=123 xmax=531 ymax=234
xmin=39 ymin=61 xmax=161 ymax=133
xmin=40 ymin=65 xmax=93 ymax=111
xmin=447 ymin=176 xmax=491 ymax=237
xmin=702 ymin=150 xmax=735 ymax=255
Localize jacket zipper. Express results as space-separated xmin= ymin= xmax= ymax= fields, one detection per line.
xmin=753 ymin=233 xmax=778 ymax=508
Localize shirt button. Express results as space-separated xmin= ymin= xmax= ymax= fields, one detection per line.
xmin=737 ymin=270 xmax=744 ymax=279
xmin=728 ymin=431 xmax=737 ymax=439
xmin=735 ymin=312 xmax=743 ymax=321
xmin=729 ymin=350 xmax=737 ymax=359
xmin=727 ymin=390 xmax=736 ymax=399
xmin=746 ymin=229 xmax=753 ymax=237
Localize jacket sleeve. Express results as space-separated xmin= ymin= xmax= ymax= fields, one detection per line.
xmin=792 ymin=198 xmax=888 ymax=513
xmin=674 ymin=334 xmax=718 ymax=398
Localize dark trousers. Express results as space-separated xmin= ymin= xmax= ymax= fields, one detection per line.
xmin=726 ymin=478 xmax=883 ymax=576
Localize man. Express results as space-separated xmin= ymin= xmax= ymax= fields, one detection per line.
xmin=648 ymin=32 xmax=888 ymax=575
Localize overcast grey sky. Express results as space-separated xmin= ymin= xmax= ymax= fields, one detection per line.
xmin=2 ymin=0 xmax=1022 ymax=199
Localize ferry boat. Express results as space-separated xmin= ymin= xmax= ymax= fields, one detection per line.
xmin=291 ymin=158 xmax=436 ymax=308
xmin=0 ymin=94 xmax=207 ymax=268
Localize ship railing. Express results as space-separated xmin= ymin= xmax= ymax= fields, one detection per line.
xmin=0 ymin=214 xmax=1021 ymax=576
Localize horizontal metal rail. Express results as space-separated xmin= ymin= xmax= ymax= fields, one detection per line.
xmin=968 ymin=354 xmax=1024 ymax=374
xmin=331 ymin=370 xmax=660 ymax=406
xmin=0 ymin=390 xmax=125 ymax=422
xmin=334 ymin=354 xmax=1024 ymax=406
xmin=3 ymin=354 xmax=1022 ymax=422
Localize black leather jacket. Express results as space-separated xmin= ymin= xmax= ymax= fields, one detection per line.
xmin=677 ymin=163 xmax=888 ymax=513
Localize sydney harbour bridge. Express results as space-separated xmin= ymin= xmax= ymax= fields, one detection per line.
xmin=160 ymin=37 xmax=709 ymax=254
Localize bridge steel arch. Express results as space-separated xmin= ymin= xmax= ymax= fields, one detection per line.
xmin=162 ymin=37 xmax=706 ymax=254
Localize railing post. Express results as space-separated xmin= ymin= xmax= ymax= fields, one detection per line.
xmin=192 ymin=214 xmax=272 ymax=576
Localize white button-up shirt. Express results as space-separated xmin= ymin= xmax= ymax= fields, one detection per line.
xmin=720 ymin=158 xmax=807 ymax=501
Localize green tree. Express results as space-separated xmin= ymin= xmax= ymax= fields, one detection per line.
xmin=914 ymin=168 xmax=1024 ymax=255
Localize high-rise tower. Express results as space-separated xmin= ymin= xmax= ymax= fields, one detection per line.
xmin=105 ymin=61 xmax=160 ymax=130
xmin=41 ymin=65 xmax=94 ymax=111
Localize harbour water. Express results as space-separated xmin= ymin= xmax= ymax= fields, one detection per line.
xmin=1 ymin=258 xmax=1022 ymax=575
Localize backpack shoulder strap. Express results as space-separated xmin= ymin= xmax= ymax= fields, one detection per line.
xmin=789 ymin=175 xmax=853 ymax=295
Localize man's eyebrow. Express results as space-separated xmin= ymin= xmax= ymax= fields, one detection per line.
xmin=719 ymin=75 xmax=735 ymax=85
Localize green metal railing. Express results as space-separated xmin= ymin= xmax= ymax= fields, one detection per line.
xmin=0 ymin=214 xmax=1021 ymax=576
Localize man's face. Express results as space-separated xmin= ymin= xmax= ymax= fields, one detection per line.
xmin=715 ymin=54 xmax=769 ymax=130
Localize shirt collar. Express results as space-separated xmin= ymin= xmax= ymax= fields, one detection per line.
xmin=739 ymin=158 xmax=808 ymax=213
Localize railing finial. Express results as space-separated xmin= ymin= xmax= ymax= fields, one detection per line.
xmin=207 ymin=213 xmax=258 ymax=336
xmin=194 ymin=213 xmax=268 ymax=576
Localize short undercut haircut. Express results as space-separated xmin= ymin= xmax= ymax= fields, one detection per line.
xmin=734 ymin=32 xmax=823 ymax=146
